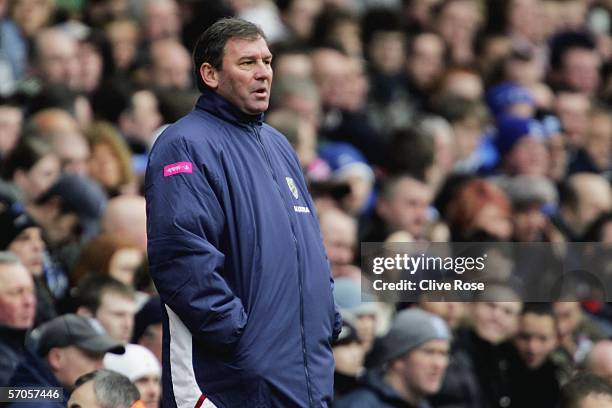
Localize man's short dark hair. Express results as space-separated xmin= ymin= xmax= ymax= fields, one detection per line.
xmin=72 ymin=369 xmax=140 ymax=408
xmin=76 ymin=275 xmax=135 ymax=315
xmin=192 ymin=17 xmax=266 ymax=92
xmin=560 ymin=373 xmax=612 ymax=408
xmin=521 ymin=303 xmax=556 ymax=319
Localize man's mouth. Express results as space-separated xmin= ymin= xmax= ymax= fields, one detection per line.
xmin=252 ymin=87 xmax=268 ymax=97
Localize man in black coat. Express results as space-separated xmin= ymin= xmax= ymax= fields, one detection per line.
xmin=0 ymin=251 xmax=36 ymax=386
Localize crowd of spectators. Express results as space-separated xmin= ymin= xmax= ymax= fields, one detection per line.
xmin=0 ymin=0 xmax=611 ymax=407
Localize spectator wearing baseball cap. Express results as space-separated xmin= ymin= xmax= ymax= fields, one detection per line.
xmin=104 ymin=344 xmax=162 ymax=408
xmin=337 ymin=309 xmax=451 ymax=408
xmin=6 ymin=314 xmax=124 ymax=407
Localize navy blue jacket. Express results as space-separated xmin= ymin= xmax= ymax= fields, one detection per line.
xmin=335 ymin=370 xmax=431 ymax=408
xmin=145 ymin=90 xmax=342 ymax=408
xmin=6 ymin=348 xmax=68 ymax=408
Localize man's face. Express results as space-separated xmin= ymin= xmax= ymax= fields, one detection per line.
xmin=553 ymin=301 xmax=582 ymax=340
xmin=134 ymin=375 xmax=161 ymax=408
xmin=513 ymin=205 xmax=547 ymax=242
xmin=506 ymin=137 xmax=549 ymax=176
xmin=37 ymin=33 xmax=80 ymax=89
xmin=379 ymin=177 xmax=432 ymax=239
xmin=53 ymin=131 xmax=90 ymax=176
xmin=400 ymin=339 xmax=450 ymax=398
xmin=95 ymin=291 xmax=136 ymax=344
xmin=8 ymin=226 xmax=45 ymax=277
xmin=67 ymin=380 xmax=102 ymax=408
xmin=0 ymin=106 xmax=23 ymax=156
xmin=51 ymin=346 xmax=104 ymax=390
xmin=0 ymin=262 xmax=36 ymax=329
xmin=514 ymin=312 xmax=558 ymax=369
xmin=124 ymin=90 xmax=162 ymax=144
xmin=15 ymin=154 xmax=61 ymax=203
xmin=215 ymin=37 xmax=273 ymax=115
xmin=138 ymin=323 xmax=163 ymax=362
xmin=562 ymin=47 xmax=601 ymax=96
xmin=473 ymin=301 xmax=522 ymax=344
xmin=578 ymin=393 xmax=612 ymax=408
xmin=407 ymin=33 xmax=445 ymax=89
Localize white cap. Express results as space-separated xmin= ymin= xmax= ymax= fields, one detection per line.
xmin=104 ymin=344 xmax=161 ymax=382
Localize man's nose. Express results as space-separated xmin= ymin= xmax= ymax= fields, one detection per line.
xmin=254 ymin=61 xmax=271 ymax=79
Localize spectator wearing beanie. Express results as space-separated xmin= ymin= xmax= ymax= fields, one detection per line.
xmin=337 ymin=309 xmax=451 ymax=408
xmin=494 ymin=115 xmax=549 ymax=177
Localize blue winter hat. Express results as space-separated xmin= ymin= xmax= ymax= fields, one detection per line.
xmin=485 ymin=82 xmax=534 ymax=117
xmin=319 ymin=142 xmax=374 ymax=183
xmin=495 ymin=115 xmax=546 ymax=157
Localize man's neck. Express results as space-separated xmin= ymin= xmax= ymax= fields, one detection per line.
xmin=384 ymin=370 xmax=421 ymax=405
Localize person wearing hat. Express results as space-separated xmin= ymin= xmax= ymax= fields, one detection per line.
xmin=485 ymin=82 xmax=535 ymax=119
xmin=333 ymin=277 xmax=380 ymax=353
xmin=332 ymin=317 xmax=365 ymax=400
xmin=131 ymin=295 xmax=163 ymax=362
xmin=493 ymin=175 xmax=561 ymax=242
xmin=27 ymin=173 xmax=107 ymax=247
xmin=319 ymin=141 xmax=376 ymax=216
xmin=6 ymin=314 xmax=124 ymax=407
xmin=0 ymin=198 xmax=57 ymax=326
xmin=104 ymin=344 xmax=162 ymax=408
xmin=494 ymin=115 xmax=549 ymax=177
xmin=336 ymin=309 xmax=451 ymax=408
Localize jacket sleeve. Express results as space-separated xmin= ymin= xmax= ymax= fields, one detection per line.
xmin=145 ymin=136 xmax=247 ymax=351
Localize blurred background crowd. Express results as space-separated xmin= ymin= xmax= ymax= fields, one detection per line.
xmin=0 ymin=0 xmax=612 ymax=407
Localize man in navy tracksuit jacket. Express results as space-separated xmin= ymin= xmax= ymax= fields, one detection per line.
xmin=145 ymin=18 xmax=342 ymax=408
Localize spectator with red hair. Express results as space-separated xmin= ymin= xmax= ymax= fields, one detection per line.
xmin=445 ymin=178 xmax=513 ymax=241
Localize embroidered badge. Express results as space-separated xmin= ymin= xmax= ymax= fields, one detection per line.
xmin=286 ymin=177 xmax=298 ymax=199
xmin=164 ymin=162 xmax=193 ymax=177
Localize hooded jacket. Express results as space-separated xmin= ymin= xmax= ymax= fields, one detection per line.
xmin=145 ymin=90 xmax=342 ymax=408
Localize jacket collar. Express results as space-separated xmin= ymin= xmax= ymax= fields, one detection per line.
xmin=195 ymin=89 xmax=264 ymax=126
xmin=362 ymin=370 xmax=430 ymax=408
xmin=0 ymin=325 xmax=27 ymax=354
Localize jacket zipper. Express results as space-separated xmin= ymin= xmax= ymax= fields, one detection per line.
xmin=251 ymin=124 xmax=314 ymax=407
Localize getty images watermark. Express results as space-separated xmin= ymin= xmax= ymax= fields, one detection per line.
xmin=372 ymin=252 xmax=487 ymax=292
xmin=361 ymin=242 xmax=612 ymax=302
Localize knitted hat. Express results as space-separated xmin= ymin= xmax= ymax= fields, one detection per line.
xmin=486 ymin=82 xmax=534 ymax=117
xmin=495 ymin=115 xmax=546 ymax=157
xmin=0 ymin=200 xmax=38 ymax=250
xmin=368 ymin=308 xmax=450 ymax=367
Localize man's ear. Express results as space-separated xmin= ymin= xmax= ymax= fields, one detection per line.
xmin=47 ymin=347 xmax=62 ymax=370
xmin=200 ymin=63 xmax=219 ymax=89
